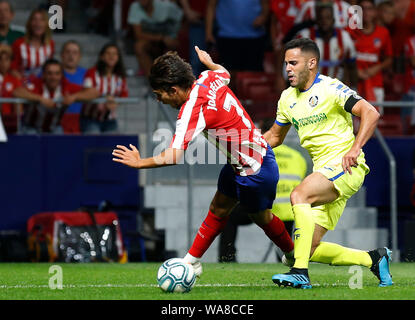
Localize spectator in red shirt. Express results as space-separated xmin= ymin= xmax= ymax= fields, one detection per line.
xmin=347 ymin=0 xmax=392 ymax=111
xmin=0 ymin=43 xmax=21 ymax=133
xmin=11 ymin=8 xmax=54 ymax=80
xmin=13 ymin=58 xmax=99 ymax=134
xmin=81 ymin=43 xmax=128 ymax=134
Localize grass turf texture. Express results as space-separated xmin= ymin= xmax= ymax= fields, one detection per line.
xmin=0 ymin=262 xmax=413 ymax=300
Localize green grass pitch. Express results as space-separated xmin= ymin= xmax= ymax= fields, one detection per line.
xmin=0 ymin=262 xmax=413 ymax=300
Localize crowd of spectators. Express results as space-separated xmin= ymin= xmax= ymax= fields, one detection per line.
xmin=0 ymin=0 xmax=415 ymax=136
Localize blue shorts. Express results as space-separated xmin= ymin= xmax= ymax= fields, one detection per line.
xmin=217 ymin=146 xmax=279 ymax=213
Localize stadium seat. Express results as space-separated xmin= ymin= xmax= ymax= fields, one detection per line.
xmin=234 ymin=71 xmax=277 ymax=100
xmin=234 ymin=72 xmax=278 ymax=122
xmin=377 ymin=114 xmax=404 ymax=136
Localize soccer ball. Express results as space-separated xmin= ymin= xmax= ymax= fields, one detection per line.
xmin=157 ymin=258 xmax=196 ymax=293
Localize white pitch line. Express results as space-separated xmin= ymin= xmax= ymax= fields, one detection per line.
xmin=0 ymin=282 xmax=348 ymax=289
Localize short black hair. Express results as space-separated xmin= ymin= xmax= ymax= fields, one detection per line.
xmin=42 ymin=58 xmax=62 ymax=73
xmin=284 ymin=38 xmax=320 ymax=63
xmin=149 ymin=51 xmax=196 ymax=92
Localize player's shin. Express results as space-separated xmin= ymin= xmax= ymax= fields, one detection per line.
xmin=310 ymin=241 xmax=372 ymax=267
xmin=292 ymin=204 xmax=314 ymax=270
xmin=187 ymin=210 xmax=229 ymax=259
xmin=260 ymin=214 xmax=294 ymax=254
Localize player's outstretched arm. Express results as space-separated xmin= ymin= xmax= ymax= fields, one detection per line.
xmin=112 ymin=145 xmax=184 ymax=169
xmin=342 ymin=99 xmax=380 ymax=174
xmin=195 ymin=46 xmax=230 ymax=76
xmin=263 ymin=122 xmax=291 ymax=148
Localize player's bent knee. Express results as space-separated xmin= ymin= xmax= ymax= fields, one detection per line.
xmin=290 ymin=188 xmax=308 ymax=205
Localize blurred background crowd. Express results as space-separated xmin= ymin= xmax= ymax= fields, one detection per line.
xmin=0 ymin=0 xmax=414 ymax=137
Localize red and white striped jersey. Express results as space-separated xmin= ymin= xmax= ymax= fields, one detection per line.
xmin=298 ymin=27 xmax=356 ymax=80
xmin=404 ymin=35 xmax=415 ymax=93
xmin=295 ymin=0 xmax=351 ymax=28
xmin=11 ymin=37 xmax=55 ymax=78
xmin=23 ymin=77 xmax=82 ymax=132
xmin=82 ymin=66 xmax=128 ymax=121
xmin=170 ymin=70 xmax=268 ymax=176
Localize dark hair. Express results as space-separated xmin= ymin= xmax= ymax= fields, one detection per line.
xmin=316 ymin=1 xmax=334 ymax=17
xmin=284 ymin=38 xmax=320 ymax=63
xmin=42 ymin=58 xmax=62 ymax=73
xmin=149 ymin=51 xmax=196 ymax=92
xmin=96 ymin=42 xmax=126 ymax=78
xmin=358 ymin=0 xmax=375 ymax=5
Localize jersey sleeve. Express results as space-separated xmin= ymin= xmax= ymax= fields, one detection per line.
xmin=10 ymin=38 xmax=22 ymax=71
xmin=330 ymin=79 xmax=362 ymax=113
xmin=83 ymin=69 xmax=95 ymax=89
xmin=275 ymin=94 xmax=291 ymax=126
xmin=200 ymin=70 xmax=231 ymax=86
xmin=169 ymin=92 xmax=206 ymax=150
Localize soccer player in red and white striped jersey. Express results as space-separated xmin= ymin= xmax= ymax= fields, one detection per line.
xmin=81 ymin=43 xmax=128 ymax=133
xmin=10 ymin=9 xmax=54 ymax=79
xmin=112 ymin=47 xmax=294 ymax=276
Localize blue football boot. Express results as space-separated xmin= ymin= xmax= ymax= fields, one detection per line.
xmin=272 ymin=268 xmax=312 ymax=289
xmin=369 ymin=247 xmax=393 ymax=287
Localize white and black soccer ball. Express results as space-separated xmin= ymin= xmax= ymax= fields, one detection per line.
xmin=157 ymin=258 xmax=196 ymax=293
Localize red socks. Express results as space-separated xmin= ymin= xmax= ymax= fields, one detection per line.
xmin=188 ymin=211 xmax=293 ymax=259
xmin=188 ymin=210 xmax=229 ymax=258
xmin=261 ymin=214 xmax=294 ymax=253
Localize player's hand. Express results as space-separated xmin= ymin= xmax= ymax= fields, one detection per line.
xmin=195 ymin=45 xmax=214 ymax=67
xmin=112 ymin=144 xmax=141 ymax=169
xmin=342 ymin=148 xmax=361 ymax=175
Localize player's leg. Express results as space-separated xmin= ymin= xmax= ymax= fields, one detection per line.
xmin=310 ymin=224 xmax=393 ymax=287
xmin=272 ymin=172 xmax=338 ymax=289
xmin=184 ymin=190 xmax=237 ymax=265
xmin=183 ymin=164 xmax=238 ymax=276
xmin=248 ymin=209 xmax=294 ymax=255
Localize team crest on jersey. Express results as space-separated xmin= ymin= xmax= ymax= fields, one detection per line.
xmin=5 ymin=82 xmax=13 ymax=92
xmin=308 ymin=96 xmax=319 ymax=108
xmin=373 ymin=38 xmax=381 ymax=48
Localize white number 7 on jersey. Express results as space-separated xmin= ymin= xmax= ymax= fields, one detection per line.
xmin=222 ymin=93 xmax=252 ymax=130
